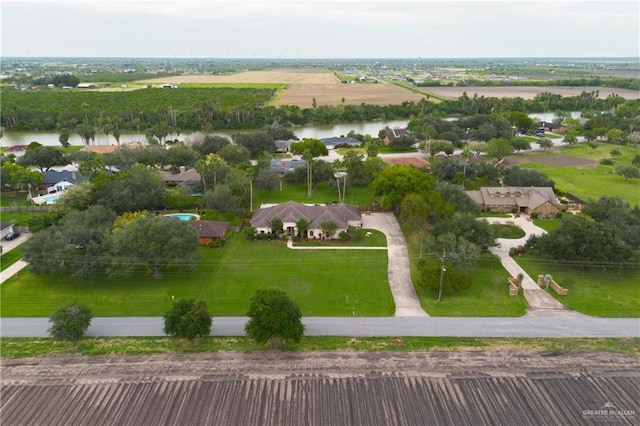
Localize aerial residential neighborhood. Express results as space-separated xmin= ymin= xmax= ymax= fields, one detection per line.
xmin=1 ymin=0 xmax=639 ymax=424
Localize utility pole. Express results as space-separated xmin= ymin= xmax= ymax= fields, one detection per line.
xmin=437 ymin=251 xmax=447 ymax=302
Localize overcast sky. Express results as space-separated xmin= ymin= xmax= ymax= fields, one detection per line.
xmin=1 ymin=0 xmax=638 ymax=58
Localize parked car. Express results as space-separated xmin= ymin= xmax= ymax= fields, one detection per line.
xmin=4 ymin=231 xmax=21 ymax=241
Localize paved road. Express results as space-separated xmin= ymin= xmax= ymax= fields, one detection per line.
xmin=1 ymin=316 xmax=638 ymax=338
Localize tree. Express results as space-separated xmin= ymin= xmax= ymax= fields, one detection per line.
xmin=218 ymin=143 xmax=251 ymax=166
xmin=59 ymin=128 xmax=70 ymax=147
xmin=23 ymin=205 xmax=116 ymax=281
xmin=17 ymin=145 xmax=68 ymax=172
xmin=295 ymin=218 xmax=309 ymax=238
xmin=503 ymin=167 xmax=554 ymax=188
xmin=320 ymin=220 xmax=338 ymax=239
xmin=48 ymin=304 xmax=93 ymax=341
xmin=254 ymin=168 xmax=279 ymax=192
xmin=245 ymin=289 xmax=304 ymax=347
xmin=269 ymin=216 xmax=283 ymax=236
xmin=75 ymin=122 xmax=95 ymax=145
xmin=78 ymin=152 xmax=105 ymax=182
xmin=510 ymin=111 xmax=533 ymax=133
xmin=234 ymin=131 xmax=276 ymax=158
xmin=202 ymin=184 xmax=243 ymax=214
xmin=193 ymin=135 xmax=230 ymax=156
xmin=485 ymin=138 xmax=514 ymax=160
xmin=110 ymin=214 xmax=201 ymax=278
xmin=538 ymin=138 xmax=553 ymax=150
xmin=94 ymin=164 xmax=166 ymax=214
xmin=435 ymin=182 xmax=480 ymax=215
xmin=510 ymin=137 xmax=531 ymax=152
xmin=431 ymin=212 xmax=496 ymax=249
xmin=163 ymin=299 xmax=212 ymax=340
xmin=195 ymin=153 xmax=227 ymax=190
xmin=460 ymin=145 xmax=473 ymax=177
xmin=1 ymin=162 xmax=43 ymax=195
xmin=616 ymin=165 xmax=640 ymax=181
xmin=372 ymin=165 xmax=436 ymax=213
xmin=290 ymin=138 xmax=328 ymax=198
xmin=166 ymin=143 xmax=199 ymax=169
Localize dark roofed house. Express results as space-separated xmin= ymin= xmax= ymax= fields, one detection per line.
xmin=383 ymin=128 xmax=411 ymax=145
xmin=465 ymin=186 xmax=563 ymax=218
xmin=187 ymin=220 xmax=229 ymax=244
xmin=274 ymin=140 xmax=295 ymax=153
xmin=319 ymin=137 xmax=361 ymax=150
xmin=270 ymin=159 xmax=307 ymax=175
xmin=251 ymin=201 xmax=362 ymax=239
xmin=40 ymin=170 xmax=86 ymax=191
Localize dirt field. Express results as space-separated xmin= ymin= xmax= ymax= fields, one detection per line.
xmin=141 ymin=70 xmax=428 ymax=107
xmin=424 ymin=85 xmax=640 ymax=100
xmin=2 ymin=350 xmax=638 ymax=425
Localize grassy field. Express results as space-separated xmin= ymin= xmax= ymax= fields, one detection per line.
xmin=515 ymin=254 xmax=640 ymax=317
xmin=413 ymin=254 xmax=528 ymax=317
xmin=0 ymin=232 xmax=394 ymax=317
xmin=515 ymin=144 xmax=640 ymax=206
xmin=293 ymin=229 xmax=386 ymax=247
xmin=2 ymin=336 xmax=637 ymax=358
xmin=0 ymin=193 xmax=30 ymax=207
xmin=532 ymin=219 xmax=562 ymax=232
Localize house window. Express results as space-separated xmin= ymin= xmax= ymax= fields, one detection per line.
xmin=309 ymin=230 xmax=314 ymax=237
xmin=260 ymin=230 xmax=265 ymax=234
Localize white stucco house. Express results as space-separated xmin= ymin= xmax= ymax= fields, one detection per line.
xmin=250 ymin=201 xmax=362 ymax=239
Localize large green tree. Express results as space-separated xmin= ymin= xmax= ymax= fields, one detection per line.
xmin=94 ymin=164 xmax=166 ymax=214
xmin=17 ymin=146 xmax=68 ymax=172
xmin=290 ymin=138 xmax=329 ymax=197
xmin=245 ymin=289 xmax=304 ymax=347
xmin=372 ymin=164 xmax=436 ymax=213
xmin=110 ymin=214 xmax=201 ymax=278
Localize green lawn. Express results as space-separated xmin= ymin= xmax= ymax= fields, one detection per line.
xmin=1 ymin=193 xmax=30 ymax=207
xmin=532 ymin=219 xmax=562 ymax=233
xmin=1 ymin=247 xmax=23 ymax=272
xmin=413 ymin=254 xmax=528 ymax=317
xmin=254 ymin=182 xmax=378 ymax=208
xmin=515 ymin=254 xmax=640 ymax=317
xmin=491 ymin=224 xmax=526 ymax=239
xmin=293 ymin=229 xmax=387 ymax=247
xmin=0 ymin=232 xmax=394 ymax=318
xmin=515 ymin=144 xmax=640 ymax=206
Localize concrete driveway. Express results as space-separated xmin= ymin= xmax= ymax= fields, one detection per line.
xmin=363 ymin=213 xmax=429 ymax=317
xmin=483 ymin=215 xmax=587 ymax=317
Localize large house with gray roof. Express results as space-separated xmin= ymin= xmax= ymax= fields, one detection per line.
xmin=465 ymin=187 xmax=563 ymax=218
xmin=251 ymin=201 xmax=362 ymax=239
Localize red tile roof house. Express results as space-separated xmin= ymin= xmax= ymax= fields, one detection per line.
xmin=250 ymin=201 xmax=362 ymax=239
xmin=465 ymin=187 xmax=563 ymax=218
xmin=186 ymin=220 xmax=229 ymax=244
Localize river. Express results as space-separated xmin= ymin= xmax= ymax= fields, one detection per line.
xmin=1 ymin=120 xmax=410 ymax=148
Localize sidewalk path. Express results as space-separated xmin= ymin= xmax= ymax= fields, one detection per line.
xmin=484 ymin=216 xmax=586 ymax=317
xmin=0 ymin=260 xmax=29 ymax=284
xmin=1 ymin=316 xmax=637 ymax=338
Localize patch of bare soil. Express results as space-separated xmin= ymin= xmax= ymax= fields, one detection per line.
xmin=2 ymin=350 xmax=637 ymax=381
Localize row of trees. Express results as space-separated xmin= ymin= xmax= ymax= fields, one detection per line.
xmin=49 ymin=289 xmax=304 ymax=347
xmin=3 ymin=86 xmax=637 ymax=135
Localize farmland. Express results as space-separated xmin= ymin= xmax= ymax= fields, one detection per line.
xmin=423 ymin=85 xmax=640 ymax=100
xmin=2 ymin=350 xmax=638 ymax=425
xmin=141 ymin=69 xmax=427 ymax=107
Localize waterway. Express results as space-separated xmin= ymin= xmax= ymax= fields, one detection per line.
xmin=1 ymin=120 xmax=410 ymax=148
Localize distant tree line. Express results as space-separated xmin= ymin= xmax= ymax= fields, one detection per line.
xmin=416 ymin=76 xmax=639 ymax=91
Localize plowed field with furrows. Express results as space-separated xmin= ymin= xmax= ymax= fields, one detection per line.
xmin=2 ymin=351 xmax=639 ymax=426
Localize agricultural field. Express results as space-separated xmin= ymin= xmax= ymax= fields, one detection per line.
xmin=423 ymin=85 xmax=640 ymax=100
xmin=140 ymin=70 xmax=426 ymax=107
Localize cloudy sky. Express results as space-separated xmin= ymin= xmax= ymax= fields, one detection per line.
xmin=2 ymin=0 xmax=638 ymax=58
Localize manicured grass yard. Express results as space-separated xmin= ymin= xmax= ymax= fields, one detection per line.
xmin=491 ymin=223 xmax=526 ymax=239
xmin=515 ymin=254 xmax=640 ymax=317
xmin=532 ymin=219 xmax=562 ymax=233
xmin=413 ymin=254 xmax=528 ymax=317
xmin=0 ymin=232 xmax=394 ymax=317
xmin=293 ymin=229 xmax=386 ymax=247
xmin=1 ymin=247 xmax=23 ymax=272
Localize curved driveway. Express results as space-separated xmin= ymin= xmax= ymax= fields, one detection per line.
xmin=484 ymin=215 xmax=587 ymax=317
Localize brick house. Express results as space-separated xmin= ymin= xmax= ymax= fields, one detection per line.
xmin=465 ymin=187 xmax=563 ymax=218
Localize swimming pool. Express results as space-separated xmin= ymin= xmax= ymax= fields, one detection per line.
xmin=163 ymin=213 xmax=200 ymax=221
xmin=32 ymin=193 xmax=61 ymax=205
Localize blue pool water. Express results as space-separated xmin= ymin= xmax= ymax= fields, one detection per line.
xmin=163 ymin=213 xmax=199 ymax=221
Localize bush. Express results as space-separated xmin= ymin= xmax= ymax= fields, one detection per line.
xmin=163 ymin=299 xmax=212 ymax=340
xmin=599 ymin=158 xmax=615 ymax=166
xmin=48 ymin=304 xmax=93 ymax=341
xmin=245 ymin=289 xmax=304 ymax=347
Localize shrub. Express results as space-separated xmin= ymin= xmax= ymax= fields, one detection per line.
xmin=245 ymin=289 xmax=304 ymax=347
xmin=48 ymin=304 xmax=93 ymax=341
xmin=163 ymin=299 xmax=212 ymax=340
xmin=599 ymin=158 xmax=615 ymax=166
